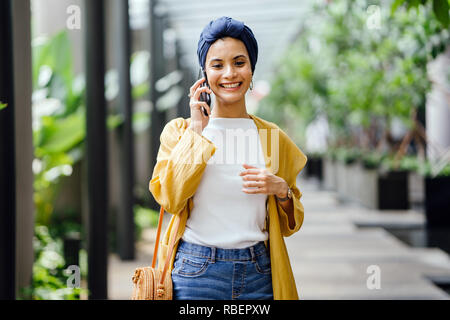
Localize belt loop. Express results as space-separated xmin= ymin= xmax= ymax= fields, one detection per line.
xmin=210 ymin=247 xmax=216 ymax=263
xmin=249 ymin=246 xmax=256 ymax=263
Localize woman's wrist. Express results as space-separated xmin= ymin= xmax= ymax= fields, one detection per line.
xmin=189 ymin=122 xmax=203 ymax=135
xmin=276 ymin=181 xmax=289 ymax=199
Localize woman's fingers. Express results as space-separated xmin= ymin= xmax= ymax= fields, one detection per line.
xmin=188 ymin=77 xmax=212 ymax=124
xmin=243 ymin=180 xmax=264 ymax=188
xmin=189 ymin=83 xmax=211 ymax=114
xmin=189 ymin=100 xmax=211 ymax=115
xmin=189 ymin=77 xmax=206 ymax=96
xmin=193 ymin=85 xmax=212 ymax=100
xmin=239 ymin=169 xmax=261 ymax=176
xmin=191 ymin=77 xmax=205 ymax=89
xmin=199 ymin=101 xmax=211 ymax=116
xmin=241 ymin=174 xmax=263 ymax=182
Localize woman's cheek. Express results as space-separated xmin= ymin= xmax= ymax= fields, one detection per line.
xmin=206 ymin=73 xmax=219 ymax=90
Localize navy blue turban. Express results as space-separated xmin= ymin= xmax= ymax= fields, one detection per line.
xmin=197 ymin=16 xmax=258 ymax=74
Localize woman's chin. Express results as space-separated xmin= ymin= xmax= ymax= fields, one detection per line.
xmin=216 ymin=93 xmax=246 ymax=104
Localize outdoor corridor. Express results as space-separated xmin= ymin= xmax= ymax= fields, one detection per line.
xmin=108 ymin=175 xmax=450 ymax=300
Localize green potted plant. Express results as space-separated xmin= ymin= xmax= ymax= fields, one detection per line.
xmin=334 ymin=147 xmax=362 ymax=202
xmin=305 ymin=151 xmax=324 ymax=181
xmin=356 ymin=151 xmax=385 ymax=209
xmin=355 ymin=153 xmax=414 ymax=210
xmin=375 ymin=155 xmax=414 ymax=210
xmin=334 ymin=147 xmax=350 ymax=201
xmin=418 ymin=161 xmax=450 ymax=227
xmin=323 ymin=148 xmax=339 ymax=190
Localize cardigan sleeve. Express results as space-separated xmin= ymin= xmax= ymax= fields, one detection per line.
xmin=275 ymin=129 xmax=307 ymax=237
xmin=149 ymin=118 xmax=216 ymax=215
xmin=276 ymin=184 xmax=305 ymax=237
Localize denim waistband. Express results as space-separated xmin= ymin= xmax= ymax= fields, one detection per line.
xmin=177 ymin=240 xmax=268 ymax=262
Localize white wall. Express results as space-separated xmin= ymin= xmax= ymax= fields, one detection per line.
xmin=426 ymin=45 xmax=450 ymax=162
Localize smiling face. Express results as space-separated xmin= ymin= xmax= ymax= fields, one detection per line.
xmin=204 ymin=37 xmax=253 ymax=105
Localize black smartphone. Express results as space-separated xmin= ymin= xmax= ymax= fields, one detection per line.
xmin=198 ymin=69 xmax=211 ymax=116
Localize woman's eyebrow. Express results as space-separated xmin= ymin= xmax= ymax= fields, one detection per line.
xmin=209 ymin=55 xmax=247 ymax=63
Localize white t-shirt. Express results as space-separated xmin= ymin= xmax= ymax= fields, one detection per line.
xmin=182 ymin=117 xmax=269 ymax=249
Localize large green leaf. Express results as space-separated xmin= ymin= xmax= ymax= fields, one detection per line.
xmin=37 ymin=111 xmax=85 ymax=155
xmin=44 ymin=152 xmax=74 ymax=171
xmin=32 ymin=31 xmax=73 ymax=91
xmin=32 ymin=37 xmax=51 ymax=89
xmin=433 ymin=0 xmax=450 ymax=27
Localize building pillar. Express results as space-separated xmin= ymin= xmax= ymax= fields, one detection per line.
xmin=0 ymin=0 xmax=16 ymax=300
xmin=12 ymin=0 xmax=34 ymax=299
xmin=149 ymin=0 xmax=167 ymax=211
xmin=84 ymin=0 xmax=108 ymax=300
xmin=114 ymin=0 xmax=136 ymax=261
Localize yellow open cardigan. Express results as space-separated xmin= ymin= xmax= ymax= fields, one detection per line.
xmin=149 ymin=113 xmax=307 ymax=300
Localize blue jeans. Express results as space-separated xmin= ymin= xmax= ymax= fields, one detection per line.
xmin=171 ymin=240 xmax=273 ymax=300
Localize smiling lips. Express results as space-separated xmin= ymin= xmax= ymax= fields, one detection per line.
xmin=220 ymin=82 xmax=242 ymax=89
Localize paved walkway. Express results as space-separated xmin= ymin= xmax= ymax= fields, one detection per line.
xmin=287 ymin=177 xmax=450 ymax=299
xmin=108 ymin=177 xmax=450 ymax=300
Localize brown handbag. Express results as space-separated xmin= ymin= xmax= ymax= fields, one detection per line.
xmin=131 ymin=206 xmax=180 ymax=300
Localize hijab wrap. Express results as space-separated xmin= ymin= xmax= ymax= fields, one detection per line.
xmin=197 ymin=16 xmax=258 ymax=74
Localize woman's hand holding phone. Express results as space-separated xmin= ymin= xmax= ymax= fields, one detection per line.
xmin=189 ymin=77 xmax=212 ymax=134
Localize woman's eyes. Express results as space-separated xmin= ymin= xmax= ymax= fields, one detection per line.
xmin=212 ymin=61 xmax=245 ymax=68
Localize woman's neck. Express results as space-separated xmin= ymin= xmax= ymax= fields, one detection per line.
xmin=210 ymin=97 xmax=251 ymax=119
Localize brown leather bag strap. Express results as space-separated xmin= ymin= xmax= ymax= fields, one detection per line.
xmin=151 ymin=206 xmax=165 ymax=269
xmin=159 ymin=215 xmax=180 ymax=285
xmin=151 ymin=206 xmax=181 ymax=285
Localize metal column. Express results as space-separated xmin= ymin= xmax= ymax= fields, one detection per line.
xmin=84 ymin=0 xmax=108 ymax=299
xmin=114 ymin=0 xmax=135 ymax=260
xmin=0 ymin=0 xmax=16 ymax=300
xmin=149 ymin=0 xmax=167 ymax=211
xmin=12 ymin=0 xmax=34 ymax=299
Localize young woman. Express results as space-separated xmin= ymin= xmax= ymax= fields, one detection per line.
xmin=149 ymin=16 xmax=307 ymax=300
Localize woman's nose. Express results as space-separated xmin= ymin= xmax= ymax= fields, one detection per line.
xmin=223 ymin=64 xmax=237 ymax=78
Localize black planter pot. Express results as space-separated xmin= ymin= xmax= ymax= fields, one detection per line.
xmin=377 ymin=170 xmax=409 ymax=210
xmin=425 ymin=176 xmax=450 ymax=228
xmin=305 ymin=156 xmax=323 ymax=181
xmin=64 ymin=234 xmax=81 ymax=267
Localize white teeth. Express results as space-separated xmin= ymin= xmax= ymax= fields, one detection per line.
xmin=221 ymin=82 xmax=241 ymax=88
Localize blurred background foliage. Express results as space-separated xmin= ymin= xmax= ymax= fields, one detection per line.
xmin=257 ymin=0 xmax=449 ymax=176
xmin=32 ymin=30 xmax=86 ymax=226
xmin=28 ymin=29 xmax=157 ymax=299
xmin=20 ymin=225 xmax=87 ymax=300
